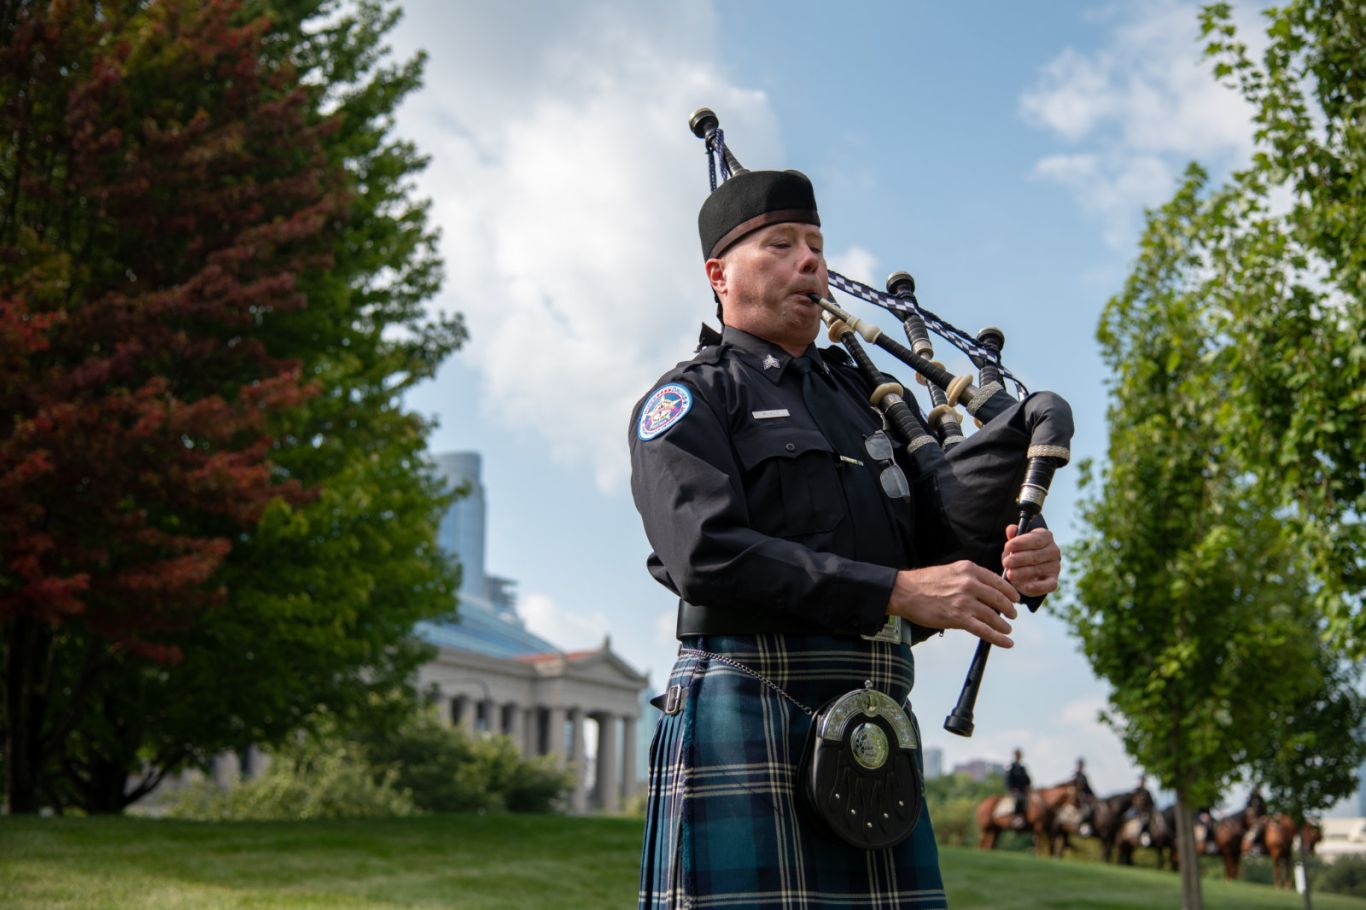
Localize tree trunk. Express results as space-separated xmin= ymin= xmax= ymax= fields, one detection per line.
xmin=1175 ymin=789 xmax=1204 ymax=910
xmin=84 ymin=756 xmax=132 ymax=814
xmin=3 ymin=617 xmax=50 ymax=814
xmin=1299 ymin=831 xmax=1312 ymax=910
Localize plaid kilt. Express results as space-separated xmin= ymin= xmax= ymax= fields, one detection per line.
xmin=639 ymin=633 xmax=947 ymax=909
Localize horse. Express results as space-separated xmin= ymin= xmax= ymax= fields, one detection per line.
xmin=1162 ymin=805 xmax=1216 ymax=874
xmin=1301 ymin=821 xmax=1322 ymax=854
xmin=1261 ymin=815 xmax=1322 ymax=889
xmin=1085 ymin=787 xmax=1147 ymax=863
xmin=976 ymin=782 xmax=1078 ymax=856
xmin=1045 ymin=783 xmax=1092 ymax=857
xmin=1212 ymin=804 xmax=1261 ymax=880
xmin=1258 ymin=815 xmax=1297 ymax=889
xmin=1117 ymin=802 xmax=1176 ymax=869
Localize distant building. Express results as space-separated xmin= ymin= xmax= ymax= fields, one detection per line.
xmin=1358 ymin=760 xmax=1366 ymax=817
xmin=417 ymin=452 xmax=648 ymax=813
xmin=923 ymin=746 xmax=943 ymax=779
xmin=952 ymin=759 xmax=1005 ymax=782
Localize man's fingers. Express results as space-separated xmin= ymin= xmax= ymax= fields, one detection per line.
xmin=974 ymin=602 xmax=1013 ymax=636
xmin=1003 ymin=545 xmax=1056 ymax=570
xmin=967 ymin=616 xmax=1013 ymax=649
xmin=1004 ymin=525 xmax=1055 ymax=553
xmin=968 ymin=564 xmax=1020 ymax=615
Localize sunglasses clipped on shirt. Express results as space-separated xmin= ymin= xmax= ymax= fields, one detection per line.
xmin=835 ymin=429 xmax=911 ymax=500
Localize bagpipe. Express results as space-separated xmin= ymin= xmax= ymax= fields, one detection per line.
xmin=689 ymin=108 xmax=1075 ymax=738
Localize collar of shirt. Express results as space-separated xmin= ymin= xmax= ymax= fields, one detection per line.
xmin=720 ymin=325 xmax=828 ymax=384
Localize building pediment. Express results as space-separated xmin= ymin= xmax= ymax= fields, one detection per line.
xmin=517 ymin=638 xmax=648 ymax=688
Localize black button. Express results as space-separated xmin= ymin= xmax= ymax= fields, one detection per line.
xmin=785 ymin=443 xmax=795 ymax=452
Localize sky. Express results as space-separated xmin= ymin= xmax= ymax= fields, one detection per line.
xmin=382 ymin=0 xmax=1355 ymax=812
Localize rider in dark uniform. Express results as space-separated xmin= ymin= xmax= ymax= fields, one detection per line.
xmin=1071 ymin=757 xmax=1093 ymax=797
xmin=1244 ymin=788 xmax=1269 ymax=854
xmin=1071 ymin=757 xmax=1095 ymax=833
xmin=1005 ymin=748 xmax=1031 ymax=828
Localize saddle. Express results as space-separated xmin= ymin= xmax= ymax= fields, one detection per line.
xmin=1054 ymin=804 xmax=1083 ymax=828
xmin=991 ymin=797 xmax=1017 ymax=819
xmin=1119 ymin=817 xmax=1146 ymax=843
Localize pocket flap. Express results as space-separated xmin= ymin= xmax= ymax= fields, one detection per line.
xmin=733 ymin=425 xmax=831 ymax=471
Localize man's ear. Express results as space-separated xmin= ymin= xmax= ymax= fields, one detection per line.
xmin=704 ymin=258 xmax=725 ymax=296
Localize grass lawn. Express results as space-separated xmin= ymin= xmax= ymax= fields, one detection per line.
xmin=2 ymin=814 xmax=1363 ymax=909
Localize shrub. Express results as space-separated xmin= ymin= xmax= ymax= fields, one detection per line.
xmin=924 ymin=773 xmax=1002 ymax=846
xmin=1317 ymin=855 xmax=1366 ymax=898
xmin=167 ymin=696 xmax=574 ymax=820
xmin=167 ymin=743 xmax=417 ymax=820
xmin=929 ymin=796 xmax=982 ymax=846
xmin=354 ymin=704 xmax=493 ymax=812
xmin=353 ymin=702 xmax=573 ymax=814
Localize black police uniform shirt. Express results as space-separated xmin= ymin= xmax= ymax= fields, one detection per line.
xmin=629 ymin=325 xmax=931 ymax=638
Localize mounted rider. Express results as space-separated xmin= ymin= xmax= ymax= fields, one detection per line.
xmin=1005 ymin=748 xmax=1031 ymax=830
xmin=1071 ymin=757 xmax=1095 ymax=835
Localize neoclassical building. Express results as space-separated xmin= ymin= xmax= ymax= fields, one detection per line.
xmin=419 ymin=452 xmax=649 ymax=812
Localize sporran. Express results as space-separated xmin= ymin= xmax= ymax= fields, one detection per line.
xmin=800 ymin=681 xmax=923 ymax=850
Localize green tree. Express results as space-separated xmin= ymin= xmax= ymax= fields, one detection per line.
xmin=1195 ymin=0 xmax=1366 ymax=652
xmin=1068 ymin=168 xmax=1325 ymax=910
xmin=1069 ymin=4 xmax=1366 ymax=906
xmin=0 ymin=0 xmax=464 ymax=813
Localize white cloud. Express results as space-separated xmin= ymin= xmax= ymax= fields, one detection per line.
xmin=654 ymin=605 xmax=676 ymax=648
xmin=388 ymin=1 xmax=781 ymax=490
xmin=1033 ymin=152 xmax=1176 ymax=247
xmin=519 ymin=591 xmax=611 ymax=652
xmin=828 ymin=245 xmax=879 ymax=287
xmin=1020 ymin=1 xmax=1263 ymax=248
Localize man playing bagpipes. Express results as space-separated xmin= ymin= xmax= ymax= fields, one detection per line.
xmin=630 ymin=151 xmax=1062 ymax=908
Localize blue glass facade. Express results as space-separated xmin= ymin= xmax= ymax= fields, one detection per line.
xmin=421 ymin=451 xmax=558 ymax=658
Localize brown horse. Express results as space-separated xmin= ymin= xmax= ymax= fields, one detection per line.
xmin=1261 ymin=816 xmax=1322 ymax=889
xmin=1045 ymin=784 xmax=1091 ymax=857
xmin=976 ymin=782 xmax=1078 ymax=856
xmin=1212 ymin=805 xmax=1261 ymax=880
xmin=1261 ymin=815 xmax=1297 ymax=889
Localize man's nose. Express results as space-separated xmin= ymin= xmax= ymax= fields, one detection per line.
xmin=798 ymin=245 xmax=821 ymax=272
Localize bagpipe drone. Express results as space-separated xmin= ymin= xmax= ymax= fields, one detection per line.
xmin=688 ymin=108 xmax=1075 ymax=738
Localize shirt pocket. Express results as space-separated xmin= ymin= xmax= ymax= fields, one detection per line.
xmin=732 ymin=425 xmax=844 ymax=539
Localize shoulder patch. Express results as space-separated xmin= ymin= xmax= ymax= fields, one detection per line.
xmin=638 ymin=384 xmax=693 ymax=440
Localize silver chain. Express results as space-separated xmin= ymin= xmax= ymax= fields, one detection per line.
xmin=680 ymin=648 xmax=817 ymax=716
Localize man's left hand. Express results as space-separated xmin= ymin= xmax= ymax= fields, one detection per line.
xmin=1002 ymin=525 xmax=1060 ymax=598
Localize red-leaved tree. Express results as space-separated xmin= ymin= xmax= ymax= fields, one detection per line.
xmin=0 ymin=0 xmax=369 ymax=812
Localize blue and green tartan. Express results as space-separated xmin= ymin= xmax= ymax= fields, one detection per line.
xmin=639 ymin=633 xmax=948 ymax=909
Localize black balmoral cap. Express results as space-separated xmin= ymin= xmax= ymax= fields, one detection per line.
xmin=698 ymin=169 xmax=820 ymax=260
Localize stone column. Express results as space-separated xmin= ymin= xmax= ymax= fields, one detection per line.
xmin=246 ymin=744 xmax=273 ymax=780
xmin=595 ymin=713 xmax=620 ymax=812
xmin=546 ymin=706 xmax=568 ymax=766
xmin=569 ymin=708 xmax=588 ymax=813
xmin=458 ymin=695 xmax=476 ymax=734
xmin=212 ymin=750 xmax=241 ymax=787
xmin=524 ymin=706 xmax=540 ymax=756
xmin=505 ymin=702 xmax=523 ymax=748
xmin=621 ymin=715 xmax=638 ymax=801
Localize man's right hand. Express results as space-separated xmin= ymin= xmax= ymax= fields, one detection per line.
xmin=885 ymin=561 xmax=1019 ymax=647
